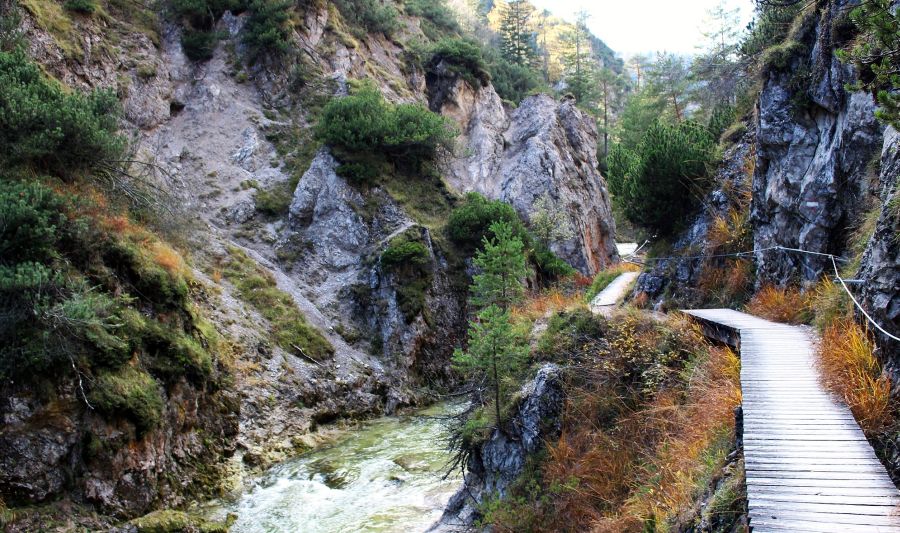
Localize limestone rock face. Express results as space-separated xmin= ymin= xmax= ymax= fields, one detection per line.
xmin=287 ymin=150 xmax=465 ymax=381
xmin=751 ymin=4 xmax=883 ymax=284
xmin=856 ymin=127 xmax=900 ymax=366
xmin=430 ymin=364 xmax=565 ymax=531
xmin=433 ymin=77 xmax=619 ymax=275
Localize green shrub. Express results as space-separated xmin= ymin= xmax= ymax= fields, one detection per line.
xmin=242 ymin=0 xmax=293 ymax=61
xmin=64 ymin=0 xmax=97 ymax=14
xmin=0 ymin=180 xmax=67 ymax=262
xmin=532 ymin=245 xmax=575 ymax=279
xmin=181 ymin=29 xmax=221 ymax=61
xmin=0 ymin=49 xmax=125 ymax=177
xmin=707 ymin=103 xmax=736 ymax=141
xmin=381 ymin=241 xmax=430 ymax=271
xmin=607 ymin=120 xmax=718 ymax=235
xmin=405 ymin=0 xmax=459 ymax=37
xmin=333 ymin=0 xmax=400 ymax=38
xmin=380 ymin=232 xmax=433 ymax=323
xmin=427 ymin=38 xmax=491 ymax=88
xmin=90 ymin=366 xmax=164 ymax=435
xmin=315 ymin=84 xmax=456 ymax=176
xmin=447 ymin=192 xmax=523 ymax=248
xmin=486 ymin=54 xmax=544 ymax=104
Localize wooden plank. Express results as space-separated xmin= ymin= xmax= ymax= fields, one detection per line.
xmin=747 ymin=491 xmax=900 ymax=506
xmin=748 ymin=508 xmax=900 ymax=526
xmin=750 ymin=518 xmax=900 ymax=533
xmin=684 ymin=308 xmax=900 ymax=530
xmin=749 ymin=500 xmax=900 ymax=516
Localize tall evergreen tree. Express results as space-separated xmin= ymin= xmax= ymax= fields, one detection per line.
xmin=561 ymin=9 xmax=596 ymax=105
xmin=691 ymin=1 xmax=745 ymax=114
xmin=453 ymin=220 xmax=528 ymax=427
xmin=470 ymin=220 xmax=528 ymax=311
xmin=646 ymin=52 xmax=690 ymax=121
xmin=499 ymin=0 xmax=536 ymax=66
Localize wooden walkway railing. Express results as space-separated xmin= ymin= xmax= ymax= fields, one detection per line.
xmin=683 ymin=309 xmax=900 ymax=532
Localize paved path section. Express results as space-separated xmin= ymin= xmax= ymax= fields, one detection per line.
xmin=589 ymin=272 xmax=639 ymax=316
xmin=683 ymin=308 xmax=900 ymax=532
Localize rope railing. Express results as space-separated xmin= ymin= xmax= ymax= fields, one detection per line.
xmin=622 ymin=243 xmax=898 ymax=342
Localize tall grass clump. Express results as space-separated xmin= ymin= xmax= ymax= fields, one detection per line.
xmin=745 ymin=285 xmax=810 ymax=324
xmin=819 ymin=320 xmax=892 ymax=433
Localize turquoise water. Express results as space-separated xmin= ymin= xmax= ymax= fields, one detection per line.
xmin=206 ymin=403 xmax=460 ymax=533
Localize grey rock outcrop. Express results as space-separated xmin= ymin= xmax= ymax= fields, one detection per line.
xmin=432 ymin=75 xmax=619 ymax=275
xmin=751 ymin=3 xmax=883 ymax=285
xmin=430 ymin=364 xmax=565 ymax=531
xmin=286 ymin=150 xmax=466 ymax=379
xmin=857 ymin=127 xmax=900 ymax=365
xmin=633 ymin=129 xmax=756 ymax=306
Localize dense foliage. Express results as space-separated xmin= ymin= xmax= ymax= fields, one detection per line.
xmin=242 ymin=0 xmax=293 ymax=60
xmin=840 ymin=0 xmax=900 ymax=128
xmin=333 ymin=0 xmax=400 ymax=38
xmin=607 ymin=120 xmax=717 ymax=235
xmin=427 ymin=38 xmax=492 ymax=89
xmin=0 ymin=49 xmax=124 ymax=177
xmin=0 ymin=50 xmax=225 ymax=439
xmin=315 ymin=84 xmax=457 ymax=179
xmin=404 ymin=0 xmax=460 ymax=38
xmin=380 ymin=231 xmax=434 ymax=322
xmin=454 ymin=221 xmax=529 ymax=426
xmin=447 ymin=192 xmax=524 ymax=249
xmin=447 ymin=192 xmax=574 ymax=280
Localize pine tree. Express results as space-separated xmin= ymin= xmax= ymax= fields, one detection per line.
xmin=691 ymin=1 xmax=745 ymax=113
xmin=452 ymin=304 xmax=527 ymax=426
xmin=499 ymin=0 xmax=536 ymax=66
xmin=560 ymin=10 xmax=596 ymax=105
xmin=470 ymin=220 xmax=528 ymax=311
xmin=453 ymin=220 xmax=529 ymax=427
xmin=646 ymin=52 xmax=690 ymax=121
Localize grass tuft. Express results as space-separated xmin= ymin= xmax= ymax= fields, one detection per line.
xmin=818 ymin=319 xmax=892 ymax=433
xmin=745 ymin=285 xmax=810 ymax=324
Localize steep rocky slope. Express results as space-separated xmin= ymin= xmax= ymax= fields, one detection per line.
xmin=635 ymin=0 xmax=896 ymax=329
xmin=1 ymin=0 xmax=619 ymax=524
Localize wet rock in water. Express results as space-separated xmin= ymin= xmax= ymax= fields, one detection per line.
xmin=393 ymin=453 xmax=430 ymax=472
xmin=429 ymin=364 xmax=565 ymax=531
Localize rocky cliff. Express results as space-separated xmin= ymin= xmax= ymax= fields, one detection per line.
xmin=2 ymin=0 xmax=619 ymax=523
xmin=430 ymin=69 xmax=619 ymax=275
xmin=857 ymin=127 xmax=900 ymax=365
xmin=751 ymin=1 xmax=883 ymax=285
xmin=429 ymin=364 xmax=565 ymax=531
xmin=635 ymin=0 xmax=897 ymax=323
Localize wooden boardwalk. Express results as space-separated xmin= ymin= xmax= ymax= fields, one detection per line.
xmin=589 ymin=272 xmax=639 ymax=315
xmin=683 ymin=309 xmax=900 ymax=533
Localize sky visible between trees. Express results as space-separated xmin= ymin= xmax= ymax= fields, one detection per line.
xmin=527 ymin=0 xmax=755 ymax=57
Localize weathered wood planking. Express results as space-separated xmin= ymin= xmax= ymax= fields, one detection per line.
xmin=682 ymin=308 xmax=900 ymax=532
xmin=588 ymin=271 xmax=639 ymax=314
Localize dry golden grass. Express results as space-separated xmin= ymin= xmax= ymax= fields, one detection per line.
xmin=746 ymin=285 xmax=810 ymax=324
xmin=151 ymin=242 xmax=185 ymax=274
xmin=818 ymin=320 xmax=892 ymax=433
xmin=809 ymin=278 xmax=851 ymax=331
xmin=501 ymin=312 xmax=741 ymax=532
xmin=697 ymin=259 xmax=753 ymax=306
xmin=707 ymin=209 xmax=750 ymax=254
xmin=512 ymin=288 xmax=584 ymax=323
